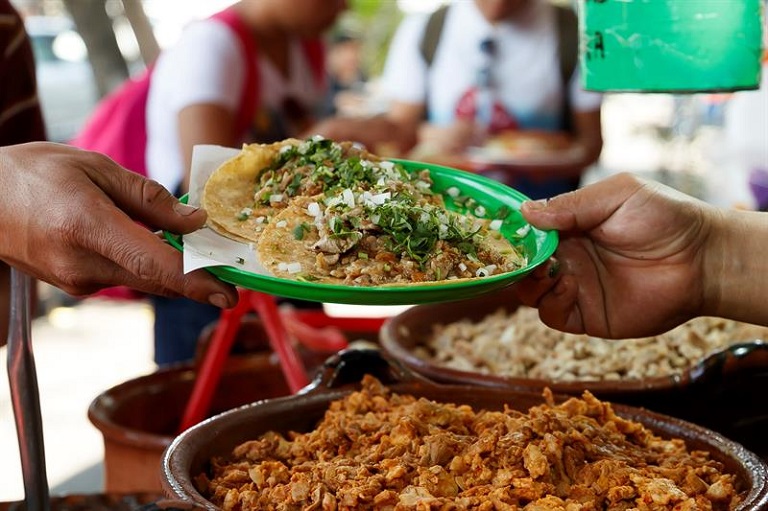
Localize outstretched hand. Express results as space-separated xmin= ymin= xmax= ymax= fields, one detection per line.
xmin=515 ymin=172 xmax=715 ymax=339
xmin=0 ymin=142 xmax=237 ymax=308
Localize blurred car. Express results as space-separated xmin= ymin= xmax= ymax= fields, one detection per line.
xmin=25 ymin=15 xmax=98 ymax=143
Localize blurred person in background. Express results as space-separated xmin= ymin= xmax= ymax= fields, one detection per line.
xmin=515 ymin=173 xmax=768 ymax=338
xmin=0 ymin=0 xmax=236 ymax=347
xmin=145 ymin=0 xmax=346 ymax=366
xmin=319 ymin=28 xmax=368 ymax=117
xmin=0 ymin=0 xmax=46 ymax=342
xmin=309 ymin=0 xmax=603 ymax=200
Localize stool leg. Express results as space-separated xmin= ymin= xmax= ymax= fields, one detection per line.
xmin=250 ymin=292 xmax=309 ymax=393
xmin=177 ymin=289 xmax=250 ymax=432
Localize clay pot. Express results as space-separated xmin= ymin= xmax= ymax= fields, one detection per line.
xmin=379 ymin=286 xmax=768 ymax=458
xmin=88 ymin=353 xmax=291 ymax=494
xmin=0 ymin=492 xmax=161 ymax=511
xmin=88 ymin=311 xmax=351 ymax=494
xmin=160 ymin=349 xmax=768 ymax=510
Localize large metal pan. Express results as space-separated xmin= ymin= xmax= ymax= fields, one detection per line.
xmin=160 ymin=349 xmax=768 ymax=510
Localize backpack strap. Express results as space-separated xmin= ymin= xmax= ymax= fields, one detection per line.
xmin=209 ymin=8 xmax=259 ymax=137
xmin=208 ymin=9 xmax=326 ymax=135
xmin=419 ymin=4 xmax=450 ymax=67
xmin=554 ymin=5 xmax=578 ymax=88
xmin=554 ymin=4 xmax=579 ymax=133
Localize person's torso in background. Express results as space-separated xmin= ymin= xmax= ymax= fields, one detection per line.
xmin=146 ymin=18 xmax=321 ymax=193
xmin=383 ymin=1 xmax=564 ymax=132
xmin=429 ymin=0 xmax=563 ymax=131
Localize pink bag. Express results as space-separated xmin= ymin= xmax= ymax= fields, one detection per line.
xmin=69 ymin=8 xmax=326 ymax=176
xmin=69 ymin=66 xmax=153 ymax=175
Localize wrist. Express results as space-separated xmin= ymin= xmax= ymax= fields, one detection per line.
xmin=702 ymin=208 xmax=768 ymax=325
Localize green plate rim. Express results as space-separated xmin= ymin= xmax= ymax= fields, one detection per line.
xmin=165 ymin=158 xmax=558 ymax=305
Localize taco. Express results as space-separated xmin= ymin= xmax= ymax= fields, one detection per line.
xmin=201 ymin=140 xmax=288 ymax=243
xmin=257 ymin=188 xmax=527 ymax=286
xmin=202 ymin=137 xmax=436 ymax=243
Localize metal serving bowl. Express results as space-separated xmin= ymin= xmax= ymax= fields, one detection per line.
xmin=160 ymin=349 xmax=768 ymax=510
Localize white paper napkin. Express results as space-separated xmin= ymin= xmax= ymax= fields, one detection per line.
xmin=182 ymin=144 xmax=270 ymax=276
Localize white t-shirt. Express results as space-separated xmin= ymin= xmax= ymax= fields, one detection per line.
xmin=380 ymin=0 xmax=601 ymax=130
xmin=146 ymin=18 xmax=321 ymax=192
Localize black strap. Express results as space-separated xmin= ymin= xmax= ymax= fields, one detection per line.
xmin=554 ymin=4 xmax=579 ymax=133
xmin=419 ymin=4 xmax=450 ymax=67
xmin=554 ymin=5 xmax=579 ymax=86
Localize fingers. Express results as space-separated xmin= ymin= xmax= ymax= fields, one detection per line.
xmin=59 ymin=242 xmax=237 ymax=307
xmin=67 ymin=196 xmax=237 ymax=307
xmin=521 ymin=173 xmax=646 ymax=232
xmin=515 ymin=259 xmax=588 ymax=335
xmin=514 ymin=258 xmax=560 ymax=308
xmin=100 ymin=262 xmax=237 ymax=307
xmin=535 ymin=275 xmax=586 ymax=334
xmin=107 ymin=228 xmax=238 ymax=306
xmin=84 ymin=155 xmax=208 ymax=234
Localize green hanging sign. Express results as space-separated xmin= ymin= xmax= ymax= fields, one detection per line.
xmin=578 ymin=0 xmax=764 ymax=92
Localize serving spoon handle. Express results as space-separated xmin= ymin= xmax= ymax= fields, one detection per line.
xmin=6 ymin=268 xmax=50 ymax=511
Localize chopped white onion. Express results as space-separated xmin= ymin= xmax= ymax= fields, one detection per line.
xmin=489 ymin=219 xmax=503 ymax=231
xmin=306 ymin=202 xmax=321 ymax=217
xmin=286 ymin=262 xmax=302 ymax=274
xmin=458 ymin=263 xmax=467 ymax=272
xmin=446 ymin=186 xmax=460 ymax=198
xmin=475 ymin=267 xmax=490 ymax=278
xmin=516 ymin=224 xmax=531 ymax=237
xmin=276 ymin=220 xmax=287 ymax=228
xmin=342 ymin=188 xmax=355 ymax=208
xmin=255 ymin=216 xmax=265 ymax=224
xmin=269 ymin=194 xmax=283 ymax=203
xmin=379 ymin=160 xmax=394 ymax=170
xmin=371 ymin=192 xmax=391 ymax=205
xmin=474 ymin=206 xmax=486 ymax=217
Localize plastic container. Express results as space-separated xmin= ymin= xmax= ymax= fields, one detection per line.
xmin=578 ymin=0 xmax=764 ymax=92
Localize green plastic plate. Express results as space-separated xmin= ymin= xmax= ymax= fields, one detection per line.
xmin=165 ymin=159 xmax=558 ymax=305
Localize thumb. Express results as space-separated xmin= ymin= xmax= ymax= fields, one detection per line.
xmin=521 ymin=173 xmax=645 ymax=233
xmin=87 ymin=156 xmax=207 ymax=234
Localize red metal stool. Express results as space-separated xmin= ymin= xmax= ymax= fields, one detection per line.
xmin=178 ymin=289 xmax=385 ymax=432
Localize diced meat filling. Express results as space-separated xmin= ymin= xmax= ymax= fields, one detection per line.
xmin=199 ymin=376 xmax=743 ymax=511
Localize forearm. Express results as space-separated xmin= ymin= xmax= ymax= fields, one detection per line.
xmin=704 ymin=208 xmax=768 ymax=325
xmin=0 ymin=146 xmax=28 ymax=264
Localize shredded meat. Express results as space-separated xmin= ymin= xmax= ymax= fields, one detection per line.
xmin=199 ymin=376 xmax=743 ymax=511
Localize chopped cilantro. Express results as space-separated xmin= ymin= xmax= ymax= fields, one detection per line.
xmin=495 ymin=205 xmax=511 ymax=220
xmin=293 ymin=222 xmax=311 ymax=240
